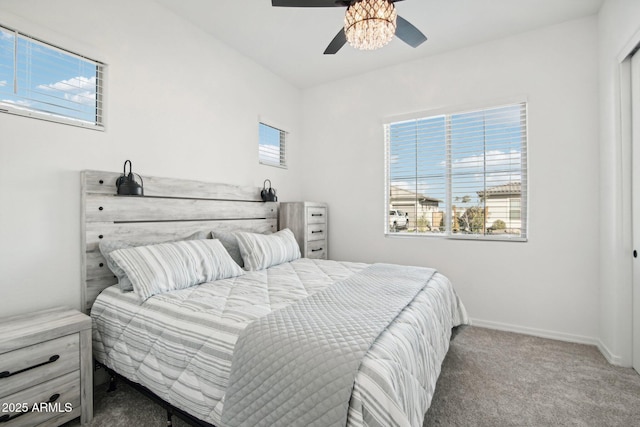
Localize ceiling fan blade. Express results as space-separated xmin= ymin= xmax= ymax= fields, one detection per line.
xmin=272 ymin=0 xmax=347 ymax=7
xmin=395 ymin=15 xmax=427 ymax=48
xmin=324 ymin=28 xmax=347 ymax=54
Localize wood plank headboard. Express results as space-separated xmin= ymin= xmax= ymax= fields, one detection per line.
xmin=80 ymin=170 xmax=277 ymax=313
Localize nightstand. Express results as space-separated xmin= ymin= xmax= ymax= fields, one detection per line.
xmin=0 ymin=307 xmax=92 ymax=426
xmin=279 ymin=202 xmax=328 ymax=259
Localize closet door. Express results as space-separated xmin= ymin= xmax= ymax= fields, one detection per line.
xmin=631 ymin=52 xmax=640 ymax=373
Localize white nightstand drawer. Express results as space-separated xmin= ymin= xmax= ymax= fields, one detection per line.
xmin=0 ymin=370 xmax=80 ymax=427
xmin=0 ymin=307 xmax=92 ymax=426
xmin=307 ymin=240 xmax=327 ymax=259
xmin=307 ymin=223 xmax=326 ymax=242
xmin=0 ymin=334 xmax=79 ymax=399
xmin=307 ymin=207 xmax=327 ymax=224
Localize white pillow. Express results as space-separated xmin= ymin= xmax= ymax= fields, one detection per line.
xmin=236 ymin=228 xmax=301 ymax=271
xmin=110 ymin=239 xmax=244 ymax=301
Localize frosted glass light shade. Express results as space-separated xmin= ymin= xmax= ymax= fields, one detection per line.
xmin=345 ymin=0 xmax=397 ymax=51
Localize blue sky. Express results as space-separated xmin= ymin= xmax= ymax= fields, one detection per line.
xmin=0 ymin=27 xmax=99 ymax=124
xmin=259 ymin=122 xmax=285 ymax=166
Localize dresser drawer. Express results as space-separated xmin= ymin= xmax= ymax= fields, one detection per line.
xmin=307 ymin=240 xmax=327 ymax=259
xmin=0 ymin=334 xmax=79 ymax=398
xmin=307 ymin=207 xmax=327 ymax=224
xmin=307 ymin=223 xmax=326 ymax=242
xmin=0 ymin=370 xmax=80 ymax=427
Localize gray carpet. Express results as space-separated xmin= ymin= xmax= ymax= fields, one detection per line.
xmin=65 ymin=327 xmax=640 ymax=426
xmin=425 ymin=327 xmax=640 ymax=426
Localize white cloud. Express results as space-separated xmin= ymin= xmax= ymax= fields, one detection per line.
xmin=451 ymin=149 xmax=521 ymax=170
xmin=0 ymin=80 xmax=6 ymax=87
xmin=37 ymin=76 xmax=97 ymax=106
xmin=390 ymin=181 xmax=413 ymax=191
xmin=445 ymin=150 xmax=522 ymax=195
xmin=38 ymin=76 xmax=96 ymax=92
xmin=65 ymin=91 xmax=96 ymax=106
xmin=0 ymin=30 xmax=13 ymax=40
xmin=1 ymin=99 xmax=31 ymax=107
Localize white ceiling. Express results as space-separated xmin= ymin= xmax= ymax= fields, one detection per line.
xmin=154 ymin=0 xmax=604 ymax=89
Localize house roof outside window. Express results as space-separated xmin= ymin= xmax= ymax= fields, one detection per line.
xmin=390 ymin=185 xmax=442 ymax=207
xmin=477 ymin=182 xmax=521 ymax=199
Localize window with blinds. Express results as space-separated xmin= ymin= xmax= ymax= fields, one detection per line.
xmin=0 ymin=24 xmax=104 ymax=129
xmin=384 ymin=102 xmax=527 ymax=240
xmin=259 ymin=122 xmax=287 ymax=168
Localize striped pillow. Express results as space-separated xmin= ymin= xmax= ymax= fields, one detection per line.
xmin=236 ymin=228 xmax=301 ymax=271
xmin=110 ymin=239 xmax=244 ymax=301
xmin=99 ymin=231 xmax=208 ymax=292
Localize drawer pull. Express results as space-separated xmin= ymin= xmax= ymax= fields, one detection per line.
xmin=0 ymin=393 xmax=60 ymax=423
xmin=311 ymin=248 xmax=323 ymax=252
xmin=0 ymin=355 xmax=60 ymax=379
xmin=311 ymin=213 xmax=323 ymax=217
xmin=311 ymin=230 xmax=323 ymax=234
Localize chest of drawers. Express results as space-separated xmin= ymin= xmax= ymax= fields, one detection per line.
xmin=0 ymin=307 xmax=92 ymax=426
xmin=279 ymin=202 xmax=328 ymax=259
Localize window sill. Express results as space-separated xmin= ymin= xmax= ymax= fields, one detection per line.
xmin=0 ymin=107 xmax=104 ymax=131
xmin=384 ymin=232 xmax=527 ymax=242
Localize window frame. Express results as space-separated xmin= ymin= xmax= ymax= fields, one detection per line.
xmin=258 ymin=121 xmax=288 ymax=169
xmin=384 ymin=99 xmax=528 ymax=242
xmin=0 ymin=23 xmax=105 ymax=130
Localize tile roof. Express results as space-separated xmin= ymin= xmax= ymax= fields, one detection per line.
xmin=477 ymin=182 xmax=521 ymax=197
xmin=390 ymin=185 xmax=442 ymax=203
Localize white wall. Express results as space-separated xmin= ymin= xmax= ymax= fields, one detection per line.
xmin=301 ymin=17 xmax=601 ymax=343
xmin=597 ymin=0 xmax=640 ymax=366
xmin=0 ymin=0 xmax=302 ymax=317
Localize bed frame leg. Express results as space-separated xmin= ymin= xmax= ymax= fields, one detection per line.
xmin=167 ymin=410 xmax=173 ymax=426
xmin=107 ymin=374 xmax=118 ymax=392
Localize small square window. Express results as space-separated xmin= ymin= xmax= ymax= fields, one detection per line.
xmin=259 ymin=122 xmax=287 ymax=168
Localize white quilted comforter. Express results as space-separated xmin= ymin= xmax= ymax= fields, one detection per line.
xmin=91 ymin=258 xmax=468 ymax=426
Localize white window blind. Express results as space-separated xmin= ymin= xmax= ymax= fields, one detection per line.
xmin=259 ymin=122 xmax=287 ymax=168
xmin=385 ymin=102 xmax=527 ymax=240
xmin=0 ymin=24 xmax=104 ymax=129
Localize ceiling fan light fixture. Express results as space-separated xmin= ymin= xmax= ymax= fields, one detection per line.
xmin=344 ymin=0 xmax=397 ymax=51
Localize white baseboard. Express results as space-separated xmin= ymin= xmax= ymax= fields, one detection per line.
xmin=469 ymin=319 xmax=631 ymax=367
xmin=469 ymin=317 xmax=601 ymax=349
xmin=596 ymin=340 xmax=626 ymax=366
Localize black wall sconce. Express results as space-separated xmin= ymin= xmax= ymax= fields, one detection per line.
xmin=261 ymin=179 xmax=277 ymax=202
xmin=116 ymin=160 xmax=144 ymax=196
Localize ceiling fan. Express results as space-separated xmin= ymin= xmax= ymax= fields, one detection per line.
xmin=272 ymin=0 xmax=427 ymax=54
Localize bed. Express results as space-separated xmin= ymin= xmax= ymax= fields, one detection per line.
xmin=81 ymin=170 xmax=468 ymax=427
